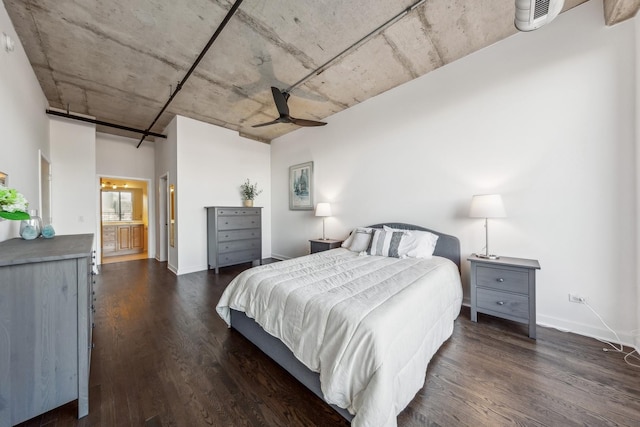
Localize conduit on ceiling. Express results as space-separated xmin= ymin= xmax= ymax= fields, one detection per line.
xmin=136 ymin=0 xmax=244 ymax=148
xmin=126 ymin=0 xmax=421 ymax=145
xmin=285 ymin=0 xmax=427 ymax=94
xmin=46 ymin=109 xmax=167 ymax=139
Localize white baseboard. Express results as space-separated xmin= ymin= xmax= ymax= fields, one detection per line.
xmin=463 ymin=300 xmax=634 ymax=347
xmin=167 ymin=263 xmax=178 ymax=275
xmin=271 ymin=253 xmax=291 ymax=260
xmin=537 ymin=314 xmax=635 ymax=348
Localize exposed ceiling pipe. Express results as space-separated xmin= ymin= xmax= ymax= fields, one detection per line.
xmin=46 ymin=109 xmax=167 ymax=139
xmin=136 ymin=0 xmax=244 ymax=148
xmin=285 ymin=0 xmax=426 ymax=94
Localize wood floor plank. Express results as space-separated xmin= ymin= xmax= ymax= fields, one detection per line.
xmin=14 ymin=259 xmax=640 ymax=426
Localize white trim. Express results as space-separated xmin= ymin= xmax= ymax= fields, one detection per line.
xmin=158 ymin=173 xmax=168 ymax=262
xmin=537 ymin=314 xmax=635 ymax=347
xmin=167 ymin=262 xmax=178 ymax=275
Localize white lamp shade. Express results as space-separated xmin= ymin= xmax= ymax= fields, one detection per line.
xmin=469 ymin=194 xmax=506 ymax=218
xmin=315 ymin=202 xmax=332 ymax=217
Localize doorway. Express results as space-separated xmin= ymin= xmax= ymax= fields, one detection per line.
xmin=100 ymin=177 xmax=149 ymax=264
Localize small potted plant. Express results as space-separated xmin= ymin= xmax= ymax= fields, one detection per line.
xmin=240 ymin=179 xmax=262 ymax=207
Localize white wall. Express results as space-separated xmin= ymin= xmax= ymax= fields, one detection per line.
xmin=96 ymin=133 xmax=156 ymax=178
xmin=49 ymin=117 xmax=97 ymax=240
xmin=174 ymin=116 xmax=271 ymax=275
xmin=271 ymin=1 xmax=638 ymax=344
xmin=0 ymin=3 xmax=50 ymax=241
xmin=96 ymin=132 xmax=156 ymax=260
xmin=155 ymin=117 xmax=178 ymax=272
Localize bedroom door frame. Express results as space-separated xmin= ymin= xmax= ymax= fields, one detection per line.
xmin=157 ymin=173 xmax=168 ymax=262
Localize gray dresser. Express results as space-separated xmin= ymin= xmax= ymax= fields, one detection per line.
xmin=206 ymin=206 xmax=262 ymax=273
xmin=468 ymin=255 xmax=540 ymax=339
xmin=0 ymin=234 xmax=95 ymax=426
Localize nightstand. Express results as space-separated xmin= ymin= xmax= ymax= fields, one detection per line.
xmin=309 ymin=239 xmax=343 ymax=254
xmin=468 ymin=255 xmax=541 ymax=339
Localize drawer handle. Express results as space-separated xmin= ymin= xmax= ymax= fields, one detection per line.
xmin=497 ymin=278 xmax=505 ymax=282
xmin=496 ymin=301 xmax=506 ymax=305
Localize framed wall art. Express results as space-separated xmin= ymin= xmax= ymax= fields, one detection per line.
xmin=0 ymin=171 xmax=7 ymax=186
xmin=289 ymin=161 xmax=313 ymax=210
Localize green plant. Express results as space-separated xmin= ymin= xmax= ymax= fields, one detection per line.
xmin=240 ymin=179 xmax=262 ymax=201
xmin=0 ymin=185 xmax=29 ymax=220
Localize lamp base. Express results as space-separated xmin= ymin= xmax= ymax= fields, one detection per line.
xmin=475 ymin=253 xmax=500 ymax=260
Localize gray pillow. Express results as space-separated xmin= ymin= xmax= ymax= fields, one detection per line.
xmin=367 ymin=229 xmax=406 ymax=258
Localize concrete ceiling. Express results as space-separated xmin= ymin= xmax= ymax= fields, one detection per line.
xmin=3 ymin=0 xmax=638 ymax=145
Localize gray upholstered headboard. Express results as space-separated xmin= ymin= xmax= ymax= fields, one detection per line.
xmin=367 ymin=223 xmax=461 ymax=272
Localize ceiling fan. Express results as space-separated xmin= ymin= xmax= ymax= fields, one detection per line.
xmin=252 ymin=87 xmax=327 ymax=128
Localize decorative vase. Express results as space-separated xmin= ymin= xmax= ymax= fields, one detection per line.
xmin=20 ymin=225 xmax=38 ymax=240
xmin=243 ymin=199 xmax=254 ymax=207
xmin=42 ymin=224 xmax=56 ymax=238
xmin=20 ymin=209 xmax=42 ymax=239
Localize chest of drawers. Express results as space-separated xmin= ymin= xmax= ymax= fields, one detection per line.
xmin=468 ymin=255 xmax=540 ymax=339
xmin=206 ymin=206 xmax=262 ymax=273
xmin=0 ymin=234 xmax=95 ymax=426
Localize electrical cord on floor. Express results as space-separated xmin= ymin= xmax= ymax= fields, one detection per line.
xmin=583 ymin=300 xmax=640 ymax=368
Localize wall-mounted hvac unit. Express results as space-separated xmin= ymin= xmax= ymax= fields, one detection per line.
xmin=515 ymin=0 xmax=565 ymax=31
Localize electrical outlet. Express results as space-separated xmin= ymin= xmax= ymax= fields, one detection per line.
xmin=568 ymin=293 xmax=586 ymax=304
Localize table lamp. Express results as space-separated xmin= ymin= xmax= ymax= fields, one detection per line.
xmin=469 ymin=194 xmax=506 ymax=259
xmin=315 ymin=202 xmax=332 ymax=240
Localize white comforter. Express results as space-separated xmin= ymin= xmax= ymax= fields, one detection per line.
xmin=216 ymin=248 xmax=462 ymax=427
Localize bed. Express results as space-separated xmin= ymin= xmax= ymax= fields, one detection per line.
xmin=216 ymin=223 xmax=462 ymax=427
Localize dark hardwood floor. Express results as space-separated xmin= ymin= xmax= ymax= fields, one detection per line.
xmin=17 ymin=259 xmax=640 ymax=426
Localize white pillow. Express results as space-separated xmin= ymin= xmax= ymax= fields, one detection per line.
xmin=349 ymin=229 xmax=374 ymax=252
xmin=383 ymin=225 xmax=439 ymax=258
xmin=341 ymin=231 xmax=355 ymax=248
xmin=341 ymin=227 xmax=373 ymax=249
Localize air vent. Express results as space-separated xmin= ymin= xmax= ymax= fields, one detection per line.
xmin=515 ymin=0 xmax=564 ymax=32
xmin=533 ymin=0 xmax=550 ymax=20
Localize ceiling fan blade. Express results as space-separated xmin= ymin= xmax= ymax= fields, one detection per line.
xmin=289 ymin=116 xmax=327 ymax=127
xmin=271 ymin=86 xmax=289 ymax=116
xmin=250 ymin=87 xmax=326 ymax=129
xmin=252 ymin=118 xmax=282 ymax=128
